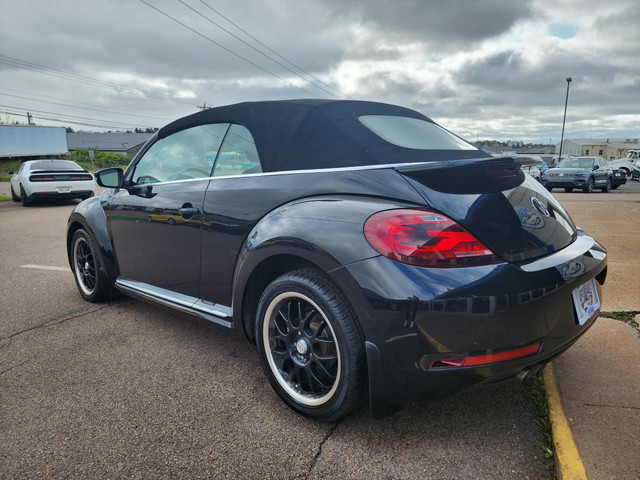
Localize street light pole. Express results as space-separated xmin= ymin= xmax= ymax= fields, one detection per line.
xmin=557 ymin=77 xmax=572 ymax=164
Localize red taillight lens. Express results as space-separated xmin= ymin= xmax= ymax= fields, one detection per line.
xmin=30 ymin=175 xmax=57 ymax=182
xmin=29 ymin=174 xmax=92 ymax=182
xmin=364 ymin=209 xmax=498 ymax=267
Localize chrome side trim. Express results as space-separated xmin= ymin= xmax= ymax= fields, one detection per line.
xmin=115 ymin=277 xmax=233 ymax=328
xmin=125 ymin=160 xmax=442 ymax=187
xmin=126 ymin=156 xmax=506 ymax=188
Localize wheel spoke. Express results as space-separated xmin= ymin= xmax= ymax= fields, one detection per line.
xmin=273 ymin=309 xmax=289 ymax=338
xmin=310 ymin=360 xmax=336 ymax=389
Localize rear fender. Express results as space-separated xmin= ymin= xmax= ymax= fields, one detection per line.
xmin=231 ymin=195 xmax=415 ymax=331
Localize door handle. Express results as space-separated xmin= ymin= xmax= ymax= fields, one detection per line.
xmin=178 ymin=207 xmax=199 ymax=215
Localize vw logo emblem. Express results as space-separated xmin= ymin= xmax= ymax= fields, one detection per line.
xmin=530 ymin=197 xmax=550 ymax=217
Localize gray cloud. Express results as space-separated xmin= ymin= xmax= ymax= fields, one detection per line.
xmin=0 ymin=0 xmax=638 ymax=142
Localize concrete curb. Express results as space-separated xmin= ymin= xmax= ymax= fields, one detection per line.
xmin=544 ymin=363 xmax=588 ymax=480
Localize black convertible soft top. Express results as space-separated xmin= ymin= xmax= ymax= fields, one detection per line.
xmin=158 ymin=99 xmax=485 ymax=172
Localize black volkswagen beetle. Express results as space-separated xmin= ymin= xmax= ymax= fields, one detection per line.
xmin=67 ymin=100 xmax=607 ymax=420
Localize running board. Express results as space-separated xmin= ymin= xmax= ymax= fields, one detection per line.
xmin=115 ymin=277 xmax=233 ymax=328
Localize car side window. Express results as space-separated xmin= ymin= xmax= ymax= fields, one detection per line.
xmin=132 ymin=123 xmax=230 ymax=185
xmin=212 ymin=124 xmax=262 ymax=176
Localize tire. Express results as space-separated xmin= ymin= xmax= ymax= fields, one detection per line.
xmin=601 ymin=179 xmax=611 ymax=193
xmin=20 ymin=185 xmax=32 ymax=207
xmin=611 ymin=184 xmax=619 ymax=190
xmin=10 ymin=185 xmax=19 ymax=202
xmin=545 ymin=186 xmax=553 ymax=192
xmin=71 ymin=229 xmax=109 ymax=302
xmin=564 ymin=187 xmax=573 ymax=193
xmin=255 ymin=269 xmax=366 ymax=421
xmin=583 ymin=177 xmax=594 ymax=193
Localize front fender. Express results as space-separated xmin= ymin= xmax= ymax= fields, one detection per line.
xmin=231 ymin=195 xmax=416 ymax=320
xmin=67 ymin=192 xmax=119 ymax=286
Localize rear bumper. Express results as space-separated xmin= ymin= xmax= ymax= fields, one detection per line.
xmin=541 ymin=178 xmax=588 ymax=189
xmin=612 ymin=176 xmax=627 ymax=186
xmin=331 ymin=230 xmax=607 ymax=417
xmin=28 ymin=190 xmax=94 ymax=201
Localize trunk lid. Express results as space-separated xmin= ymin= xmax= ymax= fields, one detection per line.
xmin=395 ymin=157 xmax=577 ymax=263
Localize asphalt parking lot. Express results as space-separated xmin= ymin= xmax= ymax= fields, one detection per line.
xmin=1 ymin=179 xmax=639 ymax=479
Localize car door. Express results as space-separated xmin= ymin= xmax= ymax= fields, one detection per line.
xmin=596 ymin=157 xmax=608 ymax=186
xmin=106 ymin=123 xmax=229 ymax=298
xmin=199 ymin=124 xmax=267 ymax=306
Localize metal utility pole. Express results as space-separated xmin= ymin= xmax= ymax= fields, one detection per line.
xmin=27 ymin=112 xmax=33 ymax=125
xmin=557 ymin=77 xmax=572 ymax=164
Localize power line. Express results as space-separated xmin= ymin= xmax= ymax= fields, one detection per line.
xmin=0 ymin=88 xmax=175 ymax=122
xmin=0 ymin=105 xmax=156 ymax=130
xmin=198 ymin=0 xmax=348 ymax=99
xmin=177 ymin=0 xmax=344 ymax=99
xmin=0 ymin=54 xmax=198 ymax=107
xmin=138 ymin=0 xmax=320 ymax=98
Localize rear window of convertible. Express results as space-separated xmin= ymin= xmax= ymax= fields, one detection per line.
xmin=358 ymin=115 xmax=478 ymax=151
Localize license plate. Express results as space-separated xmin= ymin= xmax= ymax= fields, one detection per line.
xmin=57 ymin=186 xmax=71 ymax=193
xmin=571 ymin=278 xmax=600 ymax=325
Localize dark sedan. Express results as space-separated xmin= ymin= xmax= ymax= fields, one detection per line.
xmin=541 ymin=156 xmax=612 ymax=193
xmin=67 ymin=100 xmax=607 ymax=420
xmin=611 ymin=169 xmax=627 ymax=189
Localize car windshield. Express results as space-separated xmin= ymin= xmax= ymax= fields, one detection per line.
xmin=30 ymin=160 xmax=83 ymax=171
xmin=558 ymin=159 xmax=594 ymax=169
xmin=358 ymin=115 xmax=478 ymax=151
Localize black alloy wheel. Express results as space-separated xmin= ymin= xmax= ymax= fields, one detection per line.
xmin=71 ymin=229 xmax=108 ymax=302
xmin=256 ymin=269 xmax=366 ymax=421
xmin=10 ymin=185 xmax=19 ymax=202
xmin=583 ymin=177 xmax=594 ymax=193
xmin=20 ymin=185 xmax=31 ymax=207
xmin=564 ymin=187 xmax=573 ymax=193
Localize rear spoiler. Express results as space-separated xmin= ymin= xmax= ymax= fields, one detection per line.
xmin=394 ymin=156 xmax=537 ymax=194
xmin=394 ymin=155 xmax=540 ymax=174
xmin=30 ymin=169 xmax=90 ymax=175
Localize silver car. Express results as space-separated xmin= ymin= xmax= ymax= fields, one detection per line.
xmin=541 ymin=156 xmax=612 ymax=193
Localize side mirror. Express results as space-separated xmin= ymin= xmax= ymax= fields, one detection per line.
xmin=7 ymin=171 xmax=15 ymax=175
xmin=593 ymin=165 xmax=599 ymax=170
xmin=95 ymin=167 xmax=123 ymax=188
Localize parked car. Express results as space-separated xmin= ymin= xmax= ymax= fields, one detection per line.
xmin=608 ymin=150 xmax=639 ymax=176
xmin=10 ymin=159 xmax=95 ymax=206
xmin=631 ymin=162 xmax=640 ymax=181
xmin=535 ymin=160 xmax=553 ymax=174
xmin=611 ymin=169 xmax=627 ymax=189
xmin=541 ymin=156 xmax=612 ymax=193
xmin=521 ymin=163 xmax=541 ymax=181
xmin=67 ymin=100 xmax=607 ymax=420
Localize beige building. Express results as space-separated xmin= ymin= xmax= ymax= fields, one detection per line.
xmin=556 ymin=138 xmax=640 ymax=160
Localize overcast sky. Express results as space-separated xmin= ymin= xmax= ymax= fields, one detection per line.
xmin=1 ymin=0 xmax=638 ymax=143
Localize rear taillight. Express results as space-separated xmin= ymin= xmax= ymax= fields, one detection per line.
xmin=30 ymin=175 xmax=57 ymax=182
xmin=29 ymin=174 xmax=92 ymax=182
xmin=364 ymin=209 xmax=498 ymax=267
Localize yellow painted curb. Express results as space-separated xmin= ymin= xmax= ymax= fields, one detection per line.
xmin=543 ymin=363 xmax=588 ymax=480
